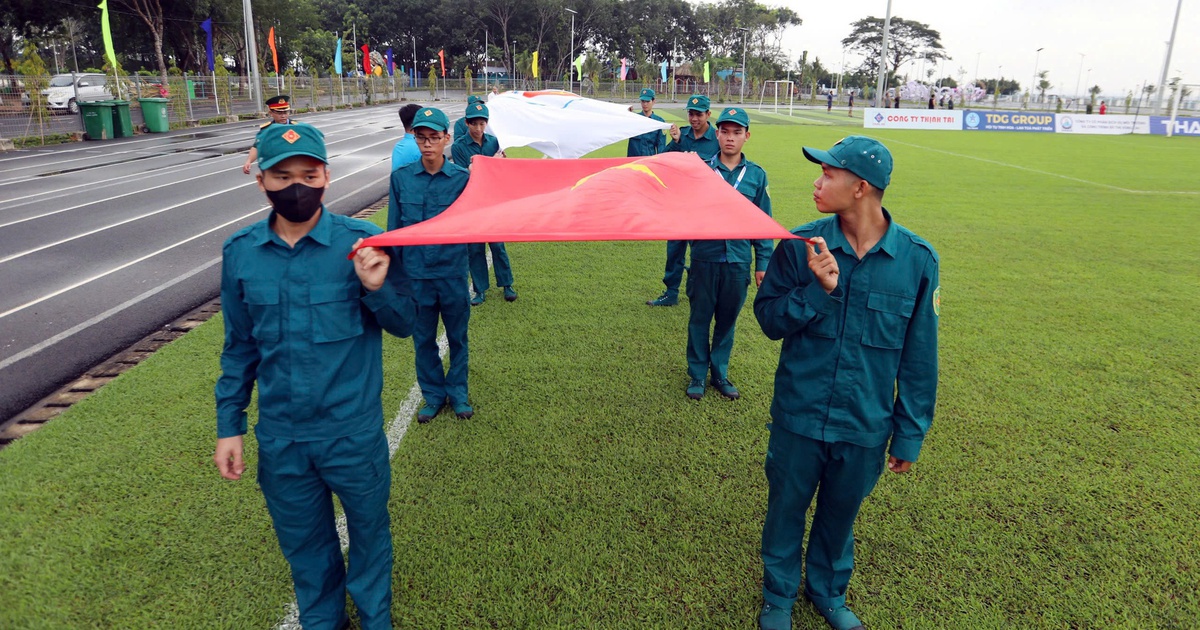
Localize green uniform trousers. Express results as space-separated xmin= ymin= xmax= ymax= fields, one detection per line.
xmin=468 ymin=242 xmax=514 ymax=293
xmin=685 ymin=260 xmax=749 ymax=381
xmin=662 ymin=240 xmax=689 ymax=296
xmin=257 ymin=426 xmax=393 ymax=630
xmin=761 ymin=424 xmax=887 ymax=613
xmin=412 ymin=277 xmax=470 ymax=407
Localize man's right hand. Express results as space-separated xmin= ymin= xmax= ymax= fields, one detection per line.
xmin=214 ymin=436 xmax=245 ymax=480
xmin=806 ymin=236 xmax=839 ymax=293
xmin=241 ymin=162 xmax=252 ymax=175
xmin=669 ymin=124 xmax=680 ymax=142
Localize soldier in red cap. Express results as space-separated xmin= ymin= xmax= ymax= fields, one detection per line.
xmin=242 ymin=94 xmax=295 ymax=174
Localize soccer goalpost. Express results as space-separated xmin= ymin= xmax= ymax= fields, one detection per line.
xmin=758 ymin=80 xmax=794 ymax=116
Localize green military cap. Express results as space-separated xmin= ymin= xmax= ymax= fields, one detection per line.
xmin=257 ymin=122 xmax=327 ymax=170
xmin=715 ymin=106 xmax=749 ymax=128
xmin=464 ymin=102 xmax=489 ymax=120
xmin=802 ymin=135 xmax=893 ymax=191
xmin=467 ymin=94 xmax=483 ymax=105
xmin=411 ymin=107 xmax=450 ymax=132
xmin=265 ymin=94 xmax=291 ymax=111
xmin=685 ymin=94 xmax=710 ymax=112
xmin=639 ymin=88 xmax=656 ymax=101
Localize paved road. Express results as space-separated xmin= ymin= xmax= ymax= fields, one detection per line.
xmin=0 ymin=101 xmax=467 ymax=423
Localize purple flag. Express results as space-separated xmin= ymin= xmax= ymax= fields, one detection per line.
xmin=386 ymin=48 xmax=394 ymax=77
xmin=200 ymin=19 xmax=215 ymax=73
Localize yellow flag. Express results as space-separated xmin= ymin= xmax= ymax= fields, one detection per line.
xmin=532 ymin=51 xmax=539 ymax=78
xmin=98 ymin=0 xmax=118 ymax=69
xmin=703 ymin=61 xmax=710 ymax=83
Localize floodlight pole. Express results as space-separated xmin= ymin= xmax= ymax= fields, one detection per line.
xmin=1074 ymin=52 xmax=1085 ymax=111
xmin=1155 ymin=0 xmax=1183 ymax=115
xmin=1031 ymin=47 xmax=1043 ymax=107
xmin=242 ymin=0 xmax=262 ymax=113
xmin=565 ymin=8 xmax=577 ymax=94
xmin=875 ymin=0 xmax=893 ymax=107
xmin=737 ymin=27 xmax=749 ymax=104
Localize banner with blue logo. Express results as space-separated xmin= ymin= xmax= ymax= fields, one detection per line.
xmin=962 ymin=110 xmax=1055 ymax=132
xmin=1149 ymin=116 xmax=1200 ymax=136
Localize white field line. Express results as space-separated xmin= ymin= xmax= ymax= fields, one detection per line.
xmin=0 ymin=136 xmax=395 ymax=267
xmin=0 ymin=169 xmax=389 ymax=320
xmin=886 ymin=138 xmax=1200 ymax=195
xmin=0 ymin=174 xmax=388 ymax=364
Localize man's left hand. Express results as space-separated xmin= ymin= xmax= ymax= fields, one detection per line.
xmin=352 ymin=238 xmax=389 ymax=291
xmin=887 ymin=456 xmax=911 ymax=474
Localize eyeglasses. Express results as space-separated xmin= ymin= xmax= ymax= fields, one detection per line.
xmin=414 ymin=135 xmax=444 ymax=145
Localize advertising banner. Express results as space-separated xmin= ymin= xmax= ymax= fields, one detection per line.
xmin=1055 ymin=114 xmax=1149 ymax=135
xmin=1149 ymin=116 xmax=1200 ymax=136
xmin=863 ymin=108 xmax=963 ymax=130
xmin=962 ymin=110 xmax=1055 ymax=132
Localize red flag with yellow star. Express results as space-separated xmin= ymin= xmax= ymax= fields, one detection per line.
xmin=356 ymin=152 xmax=797 ymax=248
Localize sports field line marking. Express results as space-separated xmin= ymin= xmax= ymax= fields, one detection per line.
xmin=886 ymin=138 xmax=1200 ymax=196
xmin=0 ymin=170 xmax=390 ymax=321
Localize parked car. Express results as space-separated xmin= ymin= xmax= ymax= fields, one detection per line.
xmin=0 ymin=76 xmax=31 ymax=109
xmin=42 ymin=73 xmax=113 ymax=114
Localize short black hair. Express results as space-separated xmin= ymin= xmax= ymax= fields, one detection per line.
xmin=398 ymin=103 xmax=422 ymax=131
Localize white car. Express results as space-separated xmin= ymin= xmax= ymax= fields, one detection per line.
xmin=42 ymin=73 xmax=113 ymax=114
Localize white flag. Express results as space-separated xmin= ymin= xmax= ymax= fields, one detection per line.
xmin=484 ymin=90 xmax=672 ymax=159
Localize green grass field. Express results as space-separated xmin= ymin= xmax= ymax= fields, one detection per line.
xmin=2 ymin=117 xmax=1198 ymax=629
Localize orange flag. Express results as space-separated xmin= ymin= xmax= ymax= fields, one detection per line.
xmin=438 ymin=49 xmax=446 ymax=77
xmin=268 ymin=27 xmax=279 ymax=75
xmin=354 ymin=153 xmax=797 ymax=250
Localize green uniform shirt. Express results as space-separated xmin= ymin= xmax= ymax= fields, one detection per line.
xmin=752 ymin=211 xmax=939 ymax=463
xmin=453 ymin=116 xmax=469 ymax=141
xmin=627 ymin=112 xmax=666 ymax=156
xmin=215 ymin=209 xmax=414 ymax=441
xmin=451 ymin=132 xmax=501 ymax=166
xmin=665 ymin=123 xmax=718 ymax=161
xmin=690 ymin=154 xmax=774 ymax=272
xmin=387 ymin=158 xmax=470 ymax=280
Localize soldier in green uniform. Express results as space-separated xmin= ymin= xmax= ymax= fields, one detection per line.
xmin=752 ymin=136 xmax=940 ymax=630
xmin=215 ymin=122 xmax=415 ymax=630
xmin=242 ymin=94 xmax=295 ymax=174
xmin=649 ymin=94 xmax=720 ymax=307
xmin=451 ymin=102 xmax=517 ymax=305
xmin=388 ymin=107 xmax=475 ymax=423
xmin=627 ymin=88 xmax=666 ymax=157
xmin=453 ymin=94 xmax=484 ymax=141
xmin=684 ymin=107 xmax=773 ymax=401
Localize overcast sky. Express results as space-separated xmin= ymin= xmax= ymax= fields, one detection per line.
xmin=763 ymin=0 xmax=1196 ymax=99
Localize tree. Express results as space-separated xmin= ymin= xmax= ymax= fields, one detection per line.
xmin=112 ymin=0 xmax=169 ymax=87
xmin=1036 ymin=70 xmax=1051 ymax=103
xmin=842 ymin=16 xmax=948 ymax=88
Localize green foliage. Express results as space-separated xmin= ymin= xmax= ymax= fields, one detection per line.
xmin=842 ymin=16 xmax=948 ymax=88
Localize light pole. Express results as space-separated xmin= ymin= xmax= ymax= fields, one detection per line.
xmin=565 ymin=8 xmax=577 ymax=94
xmin=875 ymin=0 xmax=893 ymax=108
xmin=974 ymin=52 xmax=981 ymax=86
xmin=1156 ymin=0 xmax=1183 ymax=114
xmin=1031 ymin=47 xmax=1043 ymax=107
xmin=1074 ymin=52 xmax=1085 ymax=111
xmin=1085 ymin=68 xmax=1092 ymax=108
xmin=737 ymin=27 xmax=749 ymax=103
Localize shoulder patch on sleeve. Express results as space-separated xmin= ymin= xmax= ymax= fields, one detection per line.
xmin=932 ymin=286 xmax=941 ymax=316
xmin=259 ymin=121 xmax=272 ymax=129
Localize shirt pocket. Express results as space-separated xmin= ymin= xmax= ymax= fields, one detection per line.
xmin=309 ymin=281 xmax=364 ymax=343
xmin=861 ymin=291 xmax=916 ymax=349
xmin=243 ymin=281 xmax=281 ymax=343
xmin=400 ymin=190 xmax=425 ymax=226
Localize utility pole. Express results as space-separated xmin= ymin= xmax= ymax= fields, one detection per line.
xmin=875 ymin=0 xmax=893 ymax=108
xmin=565 ymin=8 xmax=577 ymax=94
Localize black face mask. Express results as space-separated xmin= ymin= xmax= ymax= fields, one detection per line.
xmin=267 ymin=183 xmax=325 ymax=223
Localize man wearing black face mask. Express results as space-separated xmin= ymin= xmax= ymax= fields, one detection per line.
xmin=214 ymin=121 xmax=415 ymax=630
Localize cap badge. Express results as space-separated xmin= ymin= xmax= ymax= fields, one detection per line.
xmin=424 ymin=110 xmax=432 ymax=116
xmin=281 ymin=129 xmax=301 ymax=144
xmin=729 ymin=109 xmax=736 ymax=114
xmin=691 ymin=98 xmax=698 ymax=104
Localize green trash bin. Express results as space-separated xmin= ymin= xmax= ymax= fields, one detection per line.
xmin=79 ymin=101 xmax=115 ymax=140
xmin=105 ymin=100 xmax=134 ymax=138
xmin=139 ymin=97 xmax=171 ymax=133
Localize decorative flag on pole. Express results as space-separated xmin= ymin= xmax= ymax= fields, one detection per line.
xmin=200 ymin=19 xmax=215 ymax=72
xmin=532 ymin=51 xmax=539 ymax=78
xmin=268 ymin=27 xmax=279 ymax=76
xmin=481 ymin=90 xmax=671 ymax=158
xmin=334 ymin=38 xmax=343 ymax=75
xmin=361 ymin=44 xmax=371 ymax=74
xmin=660 ymin=60 xmax=668 ymax=82
xmin=352 ymin=153 xmax=796 ymax=250
xmin=573 ymin=53 xmax=585 ymax=81
xmin=703 ymin=61 xmax=711 ymax=83
xmin=97 ymin=0 xmax=118 ymax=69
xmin=438 ymin=49 xmax=446 ymax=77
xmin=619 ymin=58 xmax=628 ymax=81
xmin=385 ymin=48 xmax=394 ymax=76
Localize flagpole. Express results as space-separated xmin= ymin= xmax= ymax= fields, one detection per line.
xmin=672 ymin=38 xmax=677 ymax=102
xmin=242 ymin=0 xmax=262 ymax=113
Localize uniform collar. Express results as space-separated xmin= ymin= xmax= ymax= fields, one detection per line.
xmin=826 ymin=208 xmax=897 ymax=258
xmin=410 ymin=156 xmax=456 ymax=177
xmin=692 ymin=123 xmax=716 ymax=141
xmin=712 ymin=153 xmax=747 ymax=173
xmin=256 ymin=206 xmax=333 ymax=247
